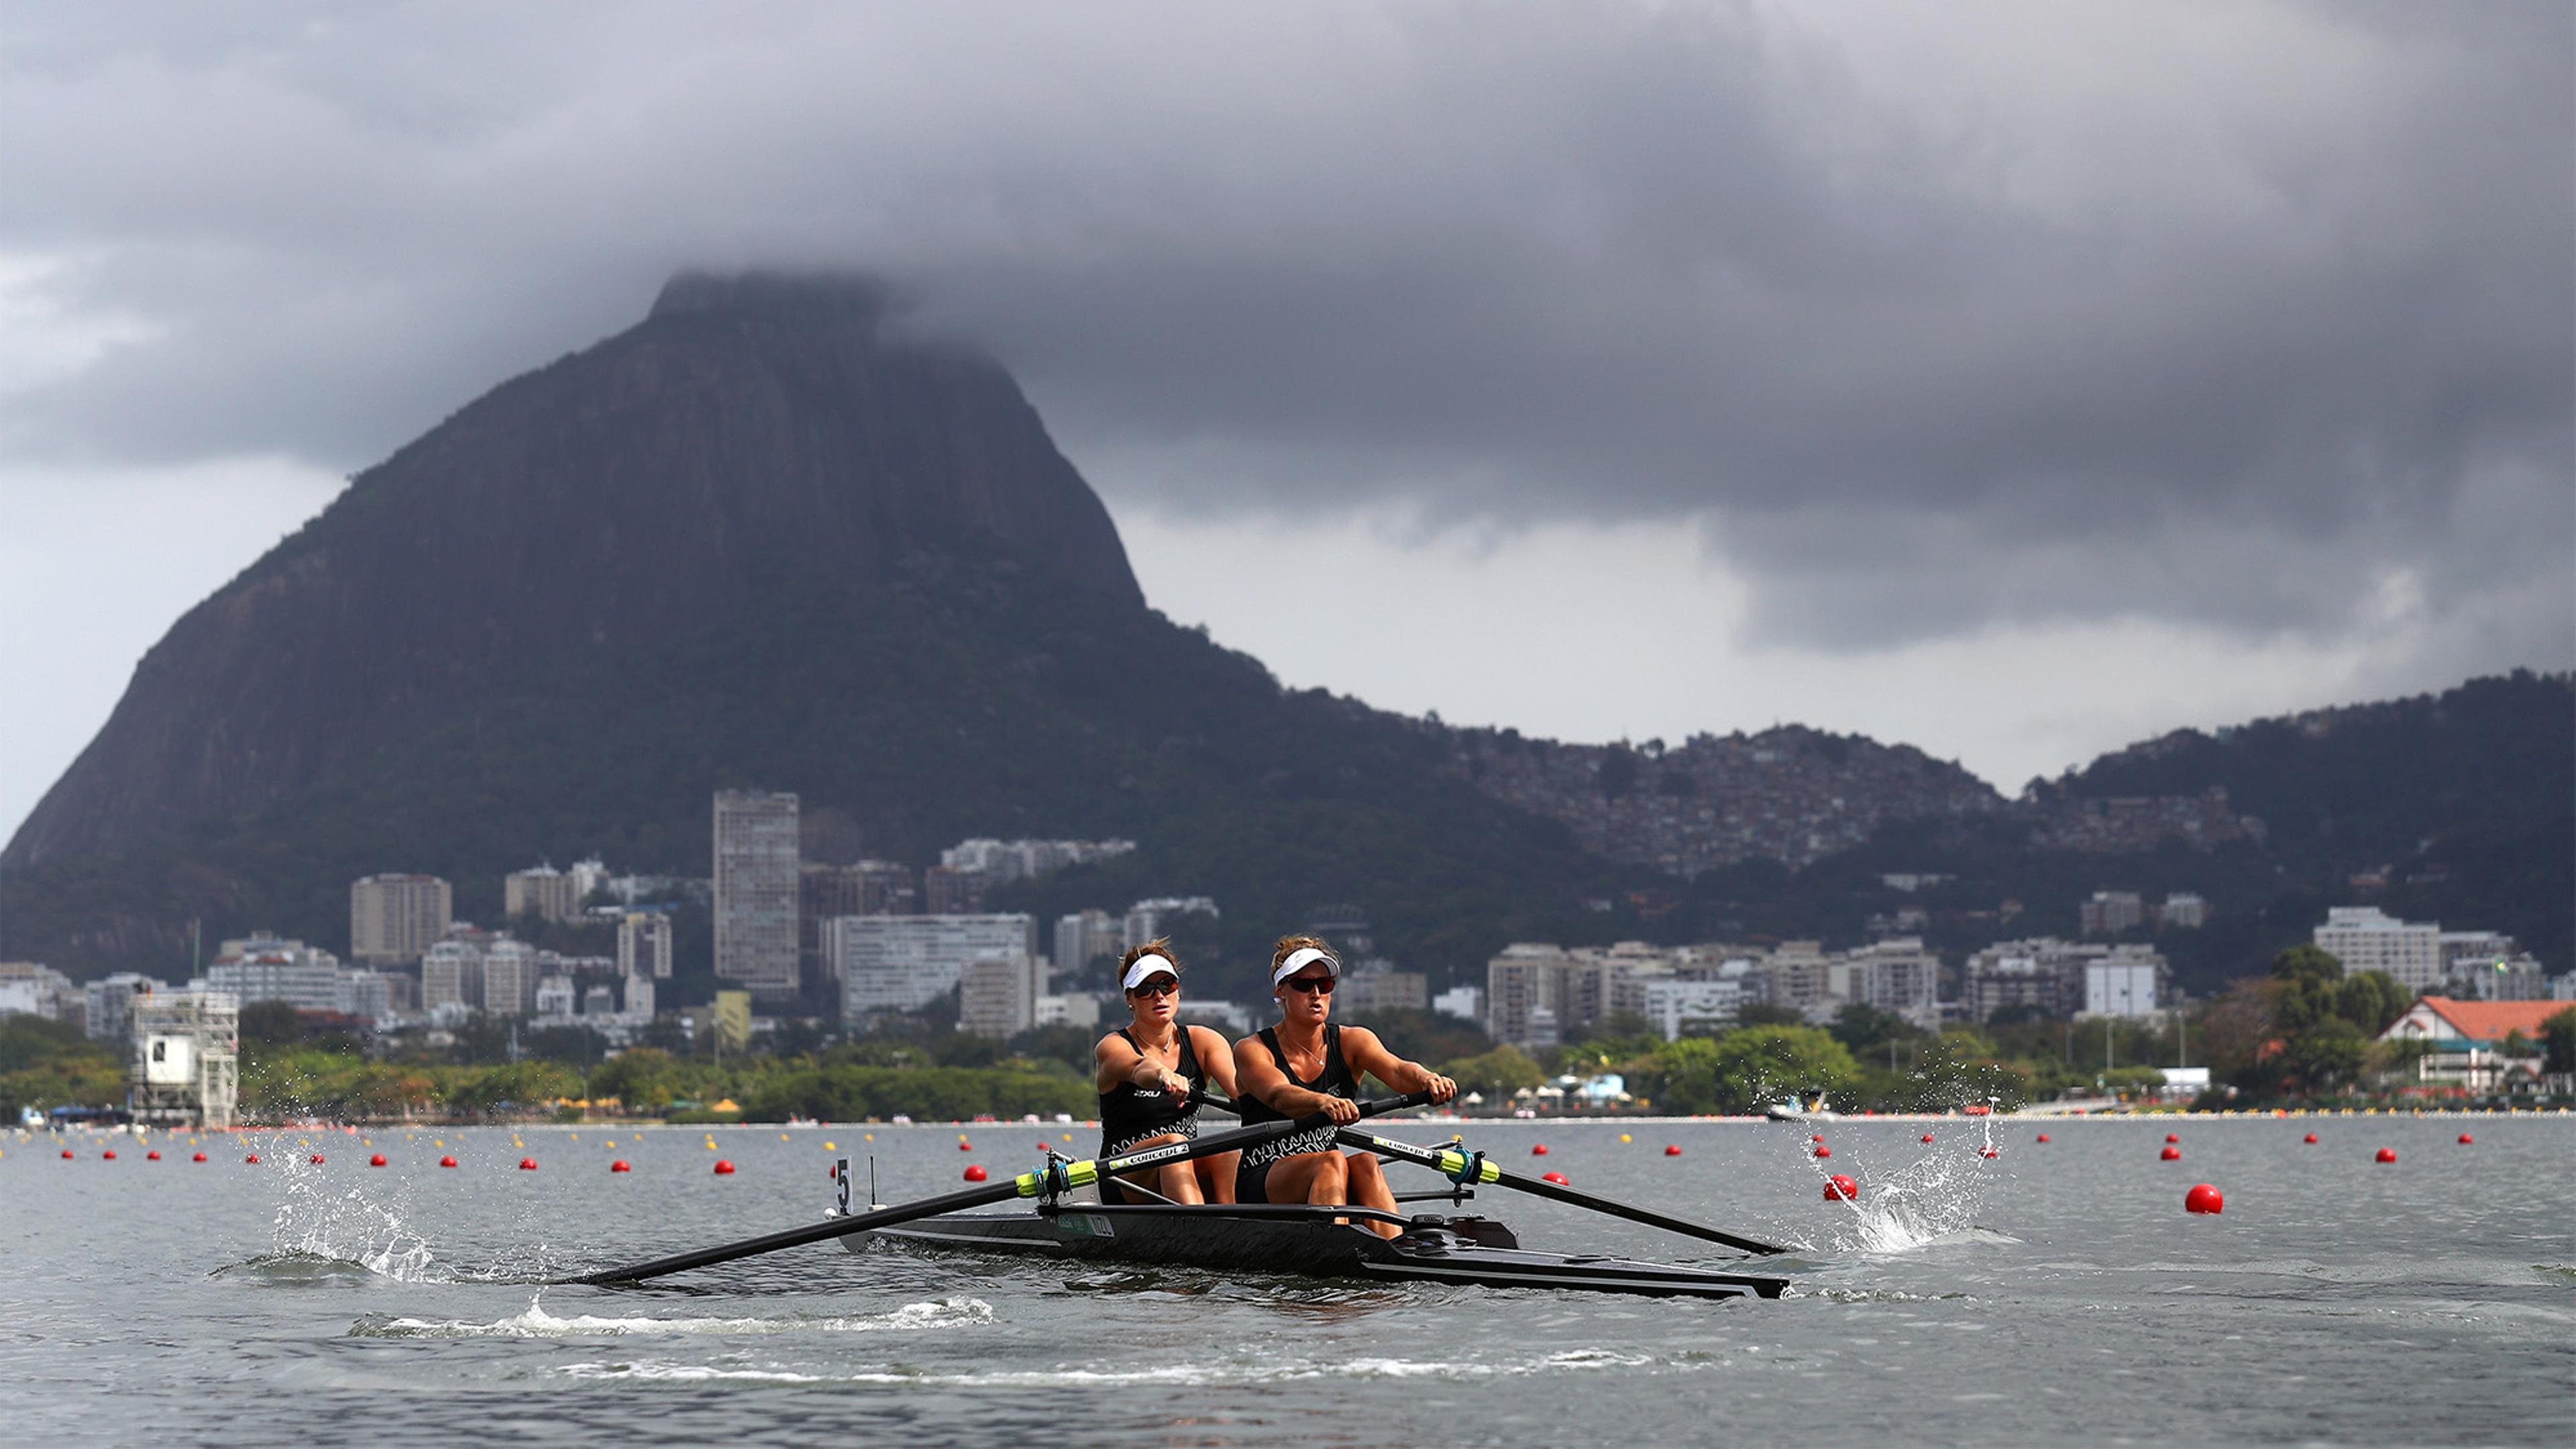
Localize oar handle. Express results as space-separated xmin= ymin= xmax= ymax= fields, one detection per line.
xmin=570 ymin=1089 xmax=1432 ymax=1285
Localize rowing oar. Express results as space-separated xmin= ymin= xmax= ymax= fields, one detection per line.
xmin=566 ymin=1089 xmax=1435 ymax=1285
xmin=1198 ymin=1096 xmax=1786 ymax=1257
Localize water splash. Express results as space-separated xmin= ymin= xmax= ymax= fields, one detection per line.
xmin=352 ymin=1295 xmax=995 ymax=1338
xmin=262 ymin=1152 xmax=444 ymax=1282
xmin=1799 ymin=1128 xmax=2009 ymax=1255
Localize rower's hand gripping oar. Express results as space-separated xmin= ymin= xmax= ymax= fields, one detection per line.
xmin=1196 ymin=1095 xmax=1786 ymax=1257
xmin=567 ymin=1089 xmax=1435 ymax=1285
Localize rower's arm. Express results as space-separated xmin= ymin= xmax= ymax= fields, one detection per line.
xmin=1340 ymin=1027 xmax=1459 ymax=1105
xmin=1191 ymin=1027 xmax=1242 ymax=1104
xmin=1233 ymin=1034 xmax=1346 ymax=1118
xmin=1094 ymin=1034 xmax=1145 ymax=1094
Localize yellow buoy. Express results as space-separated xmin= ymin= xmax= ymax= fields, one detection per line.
xmin=824 ymin=1141 xmax=835 ymax=1151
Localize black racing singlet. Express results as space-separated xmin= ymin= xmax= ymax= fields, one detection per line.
xmin=1097 ymin=1026 xmax=1205 ymax=1157
xmin=1236 ymin=1024 xmax=1356 ymax=1169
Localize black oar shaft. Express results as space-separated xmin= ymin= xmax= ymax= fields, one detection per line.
xmin=573 ymin=1091 xmax=1432 ymax=1285
xmin=1194 ymin=1093 xmax=1784 ymax=1258
xmin=1339 ymin=1128 xmax=1787 ymax=1257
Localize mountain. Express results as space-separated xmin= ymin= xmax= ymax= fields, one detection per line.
xmin=3 ymin=271 xmax=2565 ymax=998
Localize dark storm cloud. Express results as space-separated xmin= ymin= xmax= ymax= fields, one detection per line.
xmin=2 ymin=1 xmax=2567 ymax=657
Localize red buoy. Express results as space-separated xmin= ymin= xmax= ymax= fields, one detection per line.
xmin=309 ymin=1153 xmax=325 ymax=1165
xmin=1810 ymin=1134 xmax=1824 ymax=1143
xmin=962 ymin=1165 xmax=987 ymax=1182
xmin=2159 ymin=1145 xmax=2181 ymax=1161
xmin=518 ymin=1157 xmax=538 ymax=1171
xmin=2165 ymin=1132 xmax=2180 ymax=1144
xmin=1981 ymin=1146 xmax=2000 ymax=1159
xmin=192 ymin=1152 xmax=207 ymax=1162
xmin=611 ymin=1160 xmax=631 ymax=1173
xmin=2457 ymin=1133 xmax=2473 ymax=1145
xmin=958 ymin=1140 xmax=973 ymax=1152
xmin=1920 ymin=1133 xmax=1935 ymax=1143
xmin=439 ymin=1156 xmax=458 ymax=1168
xmin=2035 ymin=1134 xmax=2050 ymax=1144
xmin=2375 ymin=1147 xmax=2396 ymax=1163
xmin=245 ymin=1153 xmax=260 ymax=1163
xmin=1823 ymin=1173 xmax=1858 ymax=1202
xmin=369 ymin=1154 xmax=388 ymax=1167
xmin=1813 ymin=1145 xmax=1831 ymax=1159
xmin=102 ymin=1150 xmax=116 ymax=1160
xmin=60 ymin=1149 xmax=72 ymax=1159
xmin=147 ymin=1150 xmax=161 ymax=1160
xmin=712 ymin=1160 xmax=735 ymax=1175
xmin=1663 ymin=1144 xmax=1682 ymax=1157
xmin=2303 ymin=1133 xmax=2318 ymax=1144
xmin=2184 ymin=1183 xmax=2224 ymax=1215
xmin=1532 ymin=1144 xmax=1549 ymax=1156
xmin=1541 ymin=1171 xmax=1570 ymax=1185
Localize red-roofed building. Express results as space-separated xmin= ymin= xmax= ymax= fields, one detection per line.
xmin=2379 ymin=996 xmax=2567 ymax=1092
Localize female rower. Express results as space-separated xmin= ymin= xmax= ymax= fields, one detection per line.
xmin=1092 ymin=940 xmax=1240 ymax=1205
xmin=1234 ymin=936 xmax=1457 ymax=1238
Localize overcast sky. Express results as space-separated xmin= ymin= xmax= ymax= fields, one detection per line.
xmin=3 ymin=1 xmax=2569 ymax=841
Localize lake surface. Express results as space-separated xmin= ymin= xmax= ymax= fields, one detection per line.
xmin=3 ymin=1112 xmax=2569 ymax=1446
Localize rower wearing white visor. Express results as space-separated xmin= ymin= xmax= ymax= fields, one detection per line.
xmin=1234 ymin=935 xmax=1458 ymax=1237
xmin=1092 ymin=940 xmax=1242 ymax=1205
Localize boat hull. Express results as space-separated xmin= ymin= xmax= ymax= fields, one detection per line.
xmin=845 ymin=1203 xmax=1786 ymax=1301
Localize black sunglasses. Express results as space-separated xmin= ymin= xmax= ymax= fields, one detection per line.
xmin=1128 ymin=977 xmax=1179 ymax=997
xmin=1281 ymin=974 xmax=1336 ymax=994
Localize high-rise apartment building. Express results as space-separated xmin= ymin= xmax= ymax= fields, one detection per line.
xmin=2079 ymin=891 xmax=2147 ymax=938
xmin=714 ymin=790 xmax=801 ymax=1000
xmin=505 ymin=864 xmax=584 ymax=924
xmin=832 ymin=913 xmax=1038 ymax=1019
xmin=957 ymin=954 xmax=1047 ymax=1038
xmin=350 ymin=874 xmax=453 ymax=965
xmin=1961 ymin=938 xmax=2106 ymax=1023
xmin=1485 ymin=943 xmax=1569 ymax=1046
xmin=2314 ymin=906 xmax=2444 ymax=991
xmin=420 ymin=935 xmax=486 ymax=1012
xmin=1124 ymin=897 xmax=1219 ymax=952
xmin=481 ymin=937 xmax=541 ymax=1016
xmin=1053 ymin=909 xmax=1124 ymax=978
xmin=617 ymin=911 xmax=674 ymax=980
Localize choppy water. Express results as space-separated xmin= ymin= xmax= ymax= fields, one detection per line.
xmin=2 ymin=1114 xmax=2569 ymax=1446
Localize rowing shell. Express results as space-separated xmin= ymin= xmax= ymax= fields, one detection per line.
xmin=841 ymin=1201 xmax=1788 ymax=1301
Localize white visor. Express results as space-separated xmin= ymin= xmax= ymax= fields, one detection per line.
xmin=1121 ymin=955 xmax=1179 ymax=991
xmin=1271 ymin=946 xmax=1341 ymax=987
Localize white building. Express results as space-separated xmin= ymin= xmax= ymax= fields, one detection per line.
xmin=714 ymin=789 xmax=801 ymax=999
xmin=943 ymin=837 xmax=1136 ymax=885
xmin=1642 ymin=978 xmax=1743 ymax=1039
xmin=84 ymin=973 xmax=170 ymax=1041
xmin=2158 ymin=893 xmax=2210 ymax=929
xmin=1844 ymin=937 xmax=1943 ymax=1030
xmin=2315 ymin=906 xmax=2445 ymax=991
xmin=419 ymin=936 xmax=484 ymax=1012
xmin=0 ymin=962 xmax=80 ymax=1023
xmin=534 ymin=974 xmax=579 ymax=1019
xmin=833 ymin=913 xmax=1038 ymax=1019
xmin=1053 ymin=909 xmax=1122 ymax=978
xmin=482 ymin=938 xmax=541 ymax=1016
xmin=617 ymin=911 xmax=674 ymax=979
xmin=1432 ymin=983 xmax=1483 ymax=1023
xmin=1035 ymin=994 xmax=1102 ymax=1030
xmin=2083 ymin=947 xmax=2165 ymax=1018
xmin=205 ymin=936 xmax=343 ymax=1013
xmin=1124 ymin=896 xmax=1219 ymax=952
xmin=335 ymin=969 xmax=415 ymax=1024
